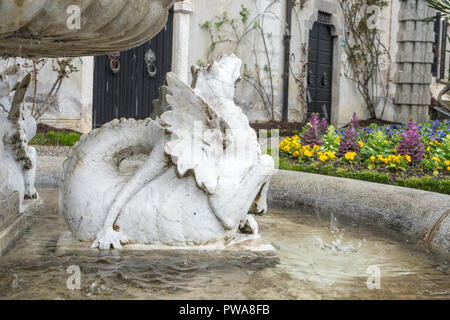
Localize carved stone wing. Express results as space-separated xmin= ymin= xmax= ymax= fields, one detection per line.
xmin=160 ymin=72 xmax=230 ymax=194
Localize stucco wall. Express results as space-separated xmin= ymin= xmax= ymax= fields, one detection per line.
xmin=186 ymin=0 xmax=286 ymax=122
xmin=181 ymin=0 xmax=413 ymax=126
xmin=30 ymin=57 xmax=93 ymax=133
xmin=0 ymin=57 xmax=92 ymax=134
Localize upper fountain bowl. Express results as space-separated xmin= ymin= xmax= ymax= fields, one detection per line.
xmin=0 ymin=0 xmax=174 ymax=57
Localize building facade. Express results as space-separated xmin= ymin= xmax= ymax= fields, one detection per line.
xmin=6 ymin=0 xmax=448 ymax=133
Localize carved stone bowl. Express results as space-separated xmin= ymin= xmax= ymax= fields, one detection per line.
xmin=0 ymin=0 xmax=173 ymax=57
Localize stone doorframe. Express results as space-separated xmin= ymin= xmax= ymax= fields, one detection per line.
xmin=304 ymin=0 xmax=344 ymax=126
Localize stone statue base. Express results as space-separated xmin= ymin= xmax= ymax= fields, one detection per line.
xmin=0 ymin=192 xmax=24 ymax=256
xmin=0 ymin=192 xmax=42 ymax=256
xmin=55 ymin=231 xmax=275 ymax=255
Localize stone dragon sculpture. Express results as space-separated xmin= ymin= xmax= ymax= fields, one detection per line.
xmin=0 ymin=65 xmax=38 ymax=209
xmin=61 ymin=55 xmax=276 ymax=250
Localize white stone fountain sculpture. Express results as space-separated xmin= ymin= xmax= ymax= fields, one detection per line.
xmin=0 ymin=0 xmax=174 ymax=57
xmin=60 ymin=55 xmax=276 ymax=250
xmin=0 ymin=66 xmax=38 ymax=211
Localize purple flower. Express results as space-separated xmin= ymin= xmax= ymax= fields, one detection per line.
xmin=338 ymin=124 xmax=360 ymax=157
xmin=301 ymin=114 xmax=323 ymax=147
xmin=351 ymin=113 xmax=360 ymax=129
xmin=397 ymin=120 xmax=425 ymax=162
xmin=320 ymin=118 xmax=328 ymax=135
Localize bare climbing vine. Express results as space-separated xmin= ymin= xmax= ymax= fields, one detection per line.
xmin=200 ymin=1 xmax=280 ymax=120
xmin=290 ymin=0 xmax=310 ymax=121
xmin=22 ymin=58 xmax=79 ymax=120
xmin=339 ymin=0 xmax=391 ymax=119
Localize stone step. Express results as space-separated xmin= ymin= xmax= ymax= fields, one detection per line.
xmin=0 ymin=192 xmax=20 ymax=230
xmin=0 ymin=213 xmax=26 ymax=256
xmin=0 ymin=192 xmax=25 ymax=256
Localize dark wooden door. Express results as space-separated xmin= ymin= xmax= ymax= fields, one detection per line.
xmin=93 ymin=10 xmax=173 ymax=128
xmin=307 ymin=22 xmax=333 ymax=121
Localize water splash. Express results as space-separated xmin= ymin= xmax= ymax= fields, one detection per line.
xmin=316 ymin=214 xmax=364 ymax=254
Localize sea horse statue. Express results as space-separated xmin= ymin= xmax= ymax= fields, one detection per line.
xmin=61 ymin=55 xmax=276 ymax=250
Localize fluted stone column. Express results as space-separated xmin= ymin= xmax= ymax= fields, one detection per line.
xmin=394 ymin=0 xmax=436 ymax=122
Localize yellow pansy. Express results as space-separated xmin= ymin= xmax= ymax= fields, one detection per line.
xmin=344 ymin=152 xmax=357 ymax=161
xmin=304 ymin=150 xmax=313 ymax=157
xmin=358 ymin=141 xmax=364 ymax=148
xmin=293 ymin=151 xmax=300 ymax=158
xmin=313 ymin=145 xmax=320 ymax=151
xmin=283 ymin=146 xmax=291 ymax=152
xmin=336 ymin=136 xmax=340 ymax=144
xmin=370 ymin=156 xmax=375 ymax=162
xmin=445 ymin=160 xmax=450 ymax=166
xmin=432 ymin=156 xmax=441 ymax=162
xmin=327 ymin=152 xmax=336 ymax=159
xmin=319 ymin=155 xmax=328 ymax=162
xmin=292 ymin=135 xmax=299 ymax=140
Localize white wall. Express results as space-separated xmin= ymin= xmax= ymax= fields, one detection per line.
xmin=186 ymin=0 xmax=285 ymax=121
xmin=31 ymin=57 xmax=92 ymax=133
xmin=181 ymin=0 xmax=400 ymax=126
xmin=0 ymin=57 xmax=92 ymax=133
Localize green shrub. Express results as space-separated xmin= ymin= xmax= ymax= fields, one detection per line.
xmin=320 ymin=126 xmax=339 ymax=153
xmin=30 ymin=131 xmax=80 ymax=147
xmin=396 ymin=176 xmax=450 ymax=194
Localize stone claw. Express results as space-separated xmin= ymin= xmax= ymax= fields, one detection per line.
xmin=90 ymin=227 xmax=128 ymax=250
xmin=24 ymin=189 xmax=39 ymax=199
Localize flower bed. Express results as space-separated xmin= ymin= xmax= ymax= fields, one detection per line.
xmin=273 ymin=115 xmax=450 ymax=195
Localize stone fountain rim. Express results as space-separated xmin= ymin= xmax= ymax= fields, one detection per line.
xmin=33 ymin=159 xmax=450 ymax=253
xmin=268 ymin=169 xmax=450 ymax=254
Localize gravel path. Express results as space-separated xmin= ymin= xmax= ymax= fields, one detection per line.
xmin=33 ymin=145 xmax=71 ymax=157
xmin=35 ymin=155 xmax=66 ymax=187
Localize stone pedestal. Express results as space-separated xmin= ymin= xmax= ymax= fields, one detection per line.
xmin=55 ymin=231 xmax=275 ymax=255
xmin=0 ymin=192 xmax=26 ymax=256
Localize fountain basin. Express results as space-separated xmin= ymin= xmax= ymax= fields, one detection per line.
xmin=269 ymin=170 xmax=450 ymax=253
xmin=0 ymin=0 xmax=174 ymax=57
xmin=0 ymin=188 xmax=448 ymax=299
xmin=34 ymin=157 xmax=450 ymax=252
